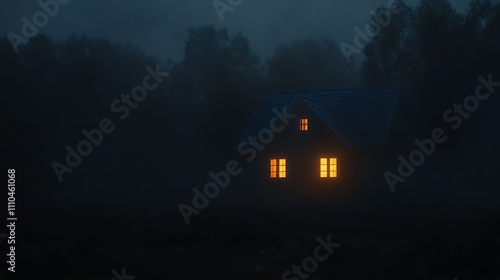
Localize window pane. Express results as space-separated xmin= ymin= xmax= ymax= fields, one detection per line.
xmin=329 ymin=158 xmax=337 ymax=177
xmin=270 ymin=159 xmax=277 ymax=178
xmin=300 ymin=118 xmax=308 ymax=131
xmin=320 ymin=158 xmax=328 ymax=177
xmin=279 ymin=159 xmax=286 ymax=178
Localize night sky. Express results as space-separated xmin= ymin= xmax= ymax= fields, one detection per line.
xmin=1 ymin=0 xmax=483 ymax=61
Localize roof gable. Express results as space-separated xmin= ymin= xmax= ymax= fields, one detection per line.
xmin=233 ymin=86 xmax=397 ymax=148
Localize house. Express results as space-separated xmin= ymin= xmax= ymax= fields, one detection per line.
xmin=233 ymin=86 xmax=398 ymax=191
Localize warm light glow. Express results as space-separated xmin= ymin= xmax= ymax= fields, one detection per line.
xmin=270 ymin=159 xmax=277 ymax=178
xmin=300 ymin=118 xmax=308 ymax=131
xmin=279 ymin=159 xmax=287 ymax=178
xmin=270 ymin=158 xmax=286 ymax=178
xmin=320 ymin=158 xmax=328 ymax=177
xmin=329 ymin=158 xmax=337 ymax=178
xmin=320 ymin=157 xmax=338 ymax=178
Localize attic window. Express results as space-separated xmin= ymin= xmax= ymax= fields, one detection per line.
xmin=270 ymin=158 xmax=286 ymax=178
xmin=320 ymin=158 xmax=337 ymax=178
xmin=300 ymin=118 xmax=308 ymax=131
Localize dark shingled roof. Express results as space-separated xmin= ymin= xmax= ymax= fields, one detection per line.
xmin=233 ymin=86 xmax=397 ymax=149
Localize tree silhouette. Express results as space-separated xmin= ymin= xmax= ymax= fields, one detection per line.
xmin=170 ymin=25 xmax=263 ymax=156
xmin=266 ymin=38 xmax=359 ymax=91
xmin=362 ymin=0 xmax=500 ymax=141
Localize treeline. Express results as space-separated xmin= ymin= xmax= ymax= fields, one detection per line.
xmin=1 ymin=0 xmax=499 ymax=195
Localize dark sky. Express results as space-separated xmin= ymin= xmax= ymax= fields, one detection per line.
xmin=0 ymin=0 xmax=495 ymax=62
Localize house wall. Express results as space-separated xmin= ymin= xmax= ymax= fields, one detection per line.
xmin=249 ymin=99 xmax=351 ymax=190
xmin=233 ymin=97 xmax=389 ymax=198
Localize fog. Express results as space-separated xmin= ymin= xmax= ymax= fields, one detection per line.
xmin=1 ymin=0 xmax=499 ymax=279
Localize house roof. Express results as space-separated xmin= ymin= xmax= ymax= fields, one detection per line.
xmin=233 ymin=86 xmax=398 ymax=149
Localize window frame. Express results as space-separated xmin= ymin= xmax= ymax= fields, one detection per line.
xmin=320 ymin=157 xmax=338 ymax=178
xmin=299 ymin=118 xmax=308 ymax=131
xmin=270 ymin=158 xmax=287 ymax=179
xmin=270 ymin=159 xmax=277 ymax=178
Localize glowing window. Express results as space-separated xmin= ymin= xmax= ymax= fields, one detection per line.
xmin=270 ymin=158 xmax=287 ymax=178
xmin=279 ymin=159 xmax=287 ymax=178
xmin=300 ymin=118 xmax=308 ymax=131
xmin=320 ymin=157 xmax=338 ymax=178
xmin=270 ymin=159 xmax=277 ymax=178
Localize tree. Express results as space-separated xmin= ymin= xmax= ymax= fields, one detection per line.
xmin=362 ymin=0 xmax=500 ymax=140
xmin=266 ymin=38 xmax=359 ymax=91
xmin=171 ymin=25 xmax=263 ymax=156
